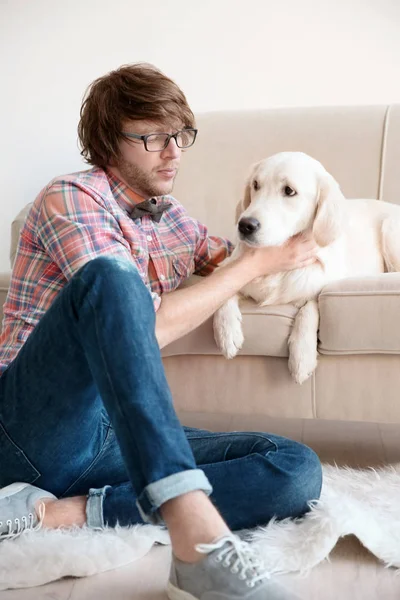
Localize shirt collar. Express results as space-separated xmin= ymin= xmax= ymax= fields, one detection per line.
xmin=106 ymin=169 xmax=149 ymax=216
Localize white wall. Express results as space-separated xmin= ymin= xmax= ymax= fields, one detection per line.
xmin=1 ymin=0 xmax=400 ymax=270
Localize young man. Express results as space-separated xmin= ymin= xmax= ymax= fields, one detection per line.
xmin=0 ymin=63 xmax=321 ymax=599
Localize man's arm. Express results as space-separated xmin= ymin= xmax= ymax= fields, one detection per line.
xmin=192 ymin=219 xmax=234 ymax=276
xmin=156 ymin=236 xmax=318 ymax=348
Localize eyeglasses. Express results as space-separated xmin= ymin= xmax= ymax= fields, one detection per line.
xmin=121 ymin=128 xmax=198 ymax=152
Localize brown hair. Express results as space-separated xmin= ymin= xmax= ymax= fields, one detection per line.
xmin=78 ymin=63 xmax=195 ymax=168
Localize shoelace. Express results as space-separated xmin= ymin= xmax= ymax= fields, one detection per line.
xmin=0 ymin=502 xmax=46 ymax=540
xmin=196 ymin=535 xmax=269 ymax=588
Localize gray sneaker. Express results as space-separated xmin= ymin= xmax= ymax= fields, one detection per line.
xmin=167 ymin=534 xmax=299 ymax=599
xmin=0 ymin=482 xmax=56 ymax=539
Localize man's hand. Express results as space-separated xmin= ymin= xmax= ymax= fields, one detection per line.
xmin=240 ymin=232 xmax=319 ymax=279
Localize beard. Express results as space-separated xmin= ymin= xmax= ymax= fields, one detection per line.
xmin=116 ymin=157 xmax=177 ymax=199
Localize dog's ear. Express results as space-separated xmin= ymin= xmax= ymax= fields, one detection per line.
xmin=235 ymin=181 xmax=251 ymax=223
xmin=313 ymin=174 xmax=345 ymax=247
xmin=235 ymin=169 xmax=254 ymax=223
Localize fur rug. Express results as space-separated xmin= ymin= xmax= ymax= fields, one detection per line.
xmin=2 ymin=463 xmax=400 ymax=590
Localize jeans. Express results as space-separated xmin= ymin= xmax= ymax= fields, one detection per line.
xmin=0 ymin=256 xmax=322 ymax=530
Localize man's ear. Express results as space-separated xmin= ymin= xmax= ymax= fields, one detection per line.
xmin=313 ymin=174 xmax=345 ymax=247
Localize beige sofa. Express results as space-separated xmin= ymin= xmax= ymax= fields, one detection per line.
xmin=2 ymin=104 xmax=400 ymax=426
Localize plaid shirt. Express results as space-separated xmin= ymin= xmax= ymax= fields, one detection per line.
xmin=0 ymin=167 xmax=233 ymax=374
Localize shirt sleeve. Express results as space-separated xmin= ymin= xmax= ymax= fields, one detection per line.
xmin=192 ymin=219 xmax=235 ymax=276
xmin=36 ymin=182 xmax=161 ymax=311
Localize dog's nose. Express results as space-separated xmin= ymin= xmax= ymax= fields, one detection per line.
xmin=238 ymin=217 xmax=261 ymax=236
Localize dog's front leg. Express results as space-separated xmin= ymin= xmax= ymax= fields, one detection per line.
xmin=213 ymin=294 xmax=244 ymax=359
xmin=288 ymin=299 xmax=319 ymax=384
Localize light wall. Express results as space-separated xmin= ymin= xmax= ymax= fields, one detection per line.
xmin=1 ymin=0 xmax=400 ymax=270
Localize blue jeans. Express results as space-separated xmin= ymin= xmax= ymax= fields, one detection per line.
xmin=0 ymin=257 xmax=322 ymax=530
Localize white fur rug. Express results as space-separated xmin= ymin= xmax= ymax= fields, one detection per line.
xmin=1 ymin=463 xmax=400 ymax=590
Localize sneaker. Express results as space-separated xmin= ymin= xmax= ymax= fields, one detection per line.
xmin=0 ymin=482 xmax=56 ymax=539
xmin=167 ymin=534 xmax=299 ymax=599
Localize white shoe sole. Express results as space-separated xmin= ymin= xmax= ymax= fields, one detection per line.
xmin=0 ymin=483 xmax=30 ymax=499
xmin=166 ymin=581 xmax=198 ymax=600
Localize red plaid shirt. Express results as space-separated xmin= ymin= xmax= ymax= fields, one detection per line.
xmin=0 ymin=168 xmax=233 ymax=374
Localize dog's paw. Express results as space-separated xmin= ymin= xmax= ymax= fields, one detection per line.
xmin=213 ymin=300 xmax=244 ymax=359
xmin=288 ymin=344 xmax=318 ymax=385
xmin=219 ymin=324 xmax=244 ymax=359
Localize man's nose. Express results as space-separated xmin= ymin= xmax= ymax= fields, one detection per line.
xmin=161 ymin=136 xmax=181 ymax=159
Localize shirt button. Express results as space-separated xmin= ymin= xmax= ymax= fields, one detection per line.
xmin=146 ymin=235 xmax=152 ymax=242
xmin=160 ymin=274 xmax=166 ymax=281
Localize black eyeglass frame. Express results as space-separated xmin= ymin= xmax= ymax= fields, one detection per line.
xmin=120 ymin=128 xmax=198 ymax=152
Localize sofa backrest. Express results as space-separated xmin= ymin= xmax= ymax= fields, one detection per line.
xmin=173 ymin=104 xmax=400 ymax=241
xmin=10 ymin=104 xmax=400 ymax=265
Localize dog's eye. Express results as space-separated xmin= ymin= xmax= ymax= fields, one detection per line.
xmin=284 ymin=186 xmax=296 ymax=196
xmin=253 ymin=180 xmax=259 ymax=191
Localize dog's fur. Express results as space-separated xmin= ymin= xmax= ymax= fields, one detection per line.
xmin=213 ymin=152 xmax=400 ymax=383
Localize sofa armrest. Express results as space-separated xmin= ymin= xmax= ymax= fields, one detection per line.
xmin=0 ymin=271 xmax=11 ymax=326
xmin=318 ymin=273 xmax=400 ymax=355
xmin=0 ymin=271 xmax=11 ymax=291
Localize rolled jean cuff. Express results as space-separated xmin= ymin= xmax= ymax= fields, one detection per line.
xmin=86 ymin=485 xmax=111 ymax=529
xmin=137 ymin=468 xmax=213 ymax=525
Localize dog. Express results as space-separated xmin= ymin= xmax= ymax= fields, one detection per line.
xmin=213 ymin=151 xmax=400 ymax=384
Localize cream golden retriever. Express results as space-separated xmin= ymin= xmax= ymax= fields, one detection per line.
xmin=213 ymin=151 xmax=400 ymax=384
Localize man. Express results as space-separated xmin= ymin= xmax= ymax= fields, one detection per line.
xmin=0 ymin=63 xmax=321 ymax=599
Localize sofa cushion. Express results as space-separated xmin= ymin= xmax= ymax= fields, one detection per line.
xmin=162 ymin=296 xmax=297 ymax=358
xmin=318 ymin=274 xmax=400 ymax=355
xmin=164 ymin=273 xmax=400 ymax=359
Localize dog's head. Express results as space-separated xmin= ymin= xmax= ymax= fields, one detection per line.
xmin=235 ymin=152 xmax=345 ymax=247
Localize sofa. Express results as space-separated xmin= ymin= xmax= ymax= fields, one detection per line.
xmin=2 ymin=104 xmax=400 ymax=428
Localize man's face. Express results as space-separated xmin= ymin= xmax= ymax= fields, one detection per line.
xmin=109 ymin=120 xmax=182 ymax=199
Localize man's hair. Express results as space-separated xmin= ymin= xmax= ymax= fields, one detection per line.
xmin=78 ymin=63 xmax=195 ymax=168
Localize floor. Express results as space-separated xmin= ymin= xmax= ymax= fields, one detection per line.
xmin=179 ymin=411 xmax=400 ymax=468
xmin=2 ymin=415 xmax=400 ymax=599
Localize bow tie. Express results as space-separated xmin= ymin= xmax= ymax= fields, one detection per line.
xmin=129 ymin=198 xmax=172 ymax=223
